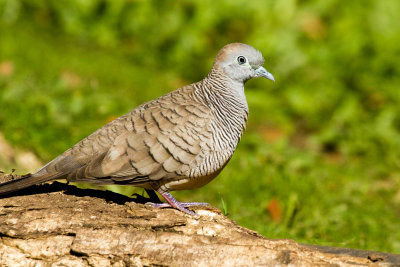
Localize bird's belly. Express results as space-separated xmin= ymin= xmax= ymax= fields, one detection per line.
xmin=164 ymin=170 xmax=222 ymax=191
xmin=165 ymin=150 xmax=233 ymax=191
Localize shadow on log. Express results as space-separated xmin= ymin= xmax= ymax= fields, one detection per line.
xmin=0 ymin=173 xmax=399 ymax=266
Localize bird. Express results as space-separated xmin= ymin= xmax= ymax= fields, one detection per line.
xmin=0 ymin=43 xmax=274 ymax=215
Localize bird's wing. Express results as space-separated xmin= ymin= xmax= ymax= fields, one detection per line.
xmin=66 ymin=99 xmax=213 ymax=185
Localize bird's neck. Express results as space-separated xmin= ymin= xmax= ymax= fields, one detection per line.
xmin=193 ymin=71 xmax=249 ymax=150
xmin=203 ymin=69 xmax=248 ymax=105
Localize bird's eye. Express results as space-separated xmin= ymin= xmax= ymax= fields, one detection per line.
xmin=237 ymin=56 xmax=247 ymax=65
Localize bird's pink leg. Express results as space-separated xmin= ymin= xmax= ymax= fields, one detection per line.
xmin=146 ymin=189 xmax=209 ymax=215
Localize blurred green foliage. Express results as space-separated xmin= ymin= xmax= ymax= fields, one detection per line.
xmin=0 ymin=0 xmax=400 ymax=253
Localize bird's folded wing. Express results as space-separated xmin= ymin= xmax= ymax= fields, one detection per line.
xmin=92 ymin=103 xmax=213 ymax=184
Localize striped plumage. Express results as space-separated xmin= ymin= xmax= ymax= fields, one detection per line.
xmin=0 ymin=43 xmax=274 ymax=215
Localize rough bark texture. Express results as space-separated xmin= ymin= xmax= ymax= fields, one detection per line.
xmin=0 ymin=173 xmax=399 ymax=266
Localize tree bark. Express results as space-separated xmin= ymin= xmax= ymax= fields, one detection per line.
xmin=0 ymin=173 xmax=399 ymax=266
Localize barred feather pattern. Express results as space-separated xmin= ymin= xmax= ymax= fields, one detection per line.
xmin=187 ymin=71 xmax=249 ymax=177
xmin=31 ymin=69 xmax=248 ymax=192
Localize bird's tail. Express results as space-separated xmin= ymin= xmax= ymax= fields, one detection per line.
xmin=0 ymin=173 xmax=60 ymax=195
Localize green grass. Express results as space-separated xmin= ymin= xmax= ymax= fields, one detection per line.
xmin=1 ymin=16 xmax=400 ymax=254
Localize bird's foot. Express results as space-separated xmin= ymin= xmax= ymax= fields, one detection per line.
xmin=147 ymin=202 xmax=210 ymax=208
xmin=145 ymin=190 xmax=209 ymax=216
xmin=146 ymin=201 xmax=210 ymax=216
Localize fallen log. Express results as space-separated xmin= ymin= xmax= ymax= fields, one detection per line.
xmin=0 ymin=174 xmax=399 ymax=266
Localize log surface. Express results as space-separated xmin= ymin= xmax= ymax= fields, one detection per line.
xmin=0 ymin=174 xmax=399 ymax=266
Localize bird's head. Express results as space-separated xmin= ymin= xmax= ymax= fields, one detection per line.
xmin=212 ymin=43 xmax=275 ymax=84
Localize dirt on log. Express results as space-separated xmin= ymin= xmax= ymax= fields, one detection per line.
xmin=0 ymin=173 xmax=399 ymax=266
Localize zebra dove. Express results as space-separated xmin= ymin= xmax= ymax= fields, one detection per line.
xmin=0 ymin=43 xmax=274 ymax=215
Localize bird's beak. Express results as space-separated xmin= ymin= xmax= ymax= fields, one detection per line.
xmin=255 ymin=66 xmax=275 ymax=82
